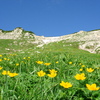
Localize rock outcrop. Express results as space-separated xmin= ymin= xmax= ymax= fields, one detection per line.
xmin=0 ymin=28 xmax=34 ymax=39
xmin=34 ymin=30 xmax=100 ymax=53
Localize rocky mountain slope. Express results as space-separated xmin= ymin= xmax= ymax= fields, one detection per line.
xmin=0 ymin=27 xmax=34 ymax=39
xmin=33 ymin=29 xmax=100 ymax=54
xmin=0 ymin=28 xmax=100 ymax=53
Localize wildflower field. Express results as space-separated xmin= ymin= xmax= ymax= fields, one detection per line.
xmin=0 ymin=41 xmax=100 ymax=100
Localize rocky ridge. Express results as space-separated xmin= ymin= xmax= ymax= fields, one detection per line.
xmin=34 ymin=30 xmax=100 ymax=53
xmin=0 ymin=28 xmax=34 ymax=39
xmin=0 ymin=28 xmax=100 ymax=53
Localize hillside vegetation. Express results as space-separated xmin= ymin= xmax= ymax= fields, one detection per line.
xmin=0 ymin=28 xmax=100 ymax=99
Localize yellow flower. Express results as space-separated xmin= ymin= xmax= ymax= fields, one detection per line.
xmin=69 ymin=62 xmax=72 ymax=64
xmin=86 ymin=84 xmax=99 ymax=91
xmin=36 ymin=61 xmax=43 ymax=64
xmin=96 ymin=67 xmax=100 ymax=69
xmin=47 ymin=72 xmax=57 ymax=78
xmin=81 ymin=65 xmax=85 ymax=67
xmin=49 ymin=69 xmax=57 ymax=73
xmin=7 ymin=71 xmax=10 ymax=75
xmin=2 ymin=70 xmax=18 ymax=77
xmin=2 ymin=70 xmax=10 ymax=75
xmin=0 ymin=55 xmax=2 ymax=57
xmin=47 ymin=69 xmax=57 ymax=78
xmin=79 ymin=63 xmax=82 ymax=65
xmin=21 ymin=61 xmax=25 ymax=63
xmin=79 ymin=69 xmax=83 ymax=71
xmin=74 ymin=73 xmax=86 ymax=80
xmin=56 ymin=61 xmax=59 ymax=63
xmin=37 ymin=70 xmax=46 ymax=77
xmin=4 ymin=58 xmax=7 ymax=60
xmin=86 ymin=68 xmax=94 ymax=72
xmin=8 ymin=72 xmax=18 ymax=77
xmin=60 ymin=81 xmax=72 ymax=88
xmin=7 ymin=59 xmax=10 ymax=61
xmin=44 ymin=63 xmax=51 ymax=66
xmin=0 ymin=59 xmax=2 ymax=61
xmin=2 ymin=71 xmax=7 ymax=75
xmin=0 ymin=67 xmax=3 ymax=70
xmin=16 ymin=63 xmax=19 ymax=66
xmin=23 ymin=57 xmax=26 ymax=59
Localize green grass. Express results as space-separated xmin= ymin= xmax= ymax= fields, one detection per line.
xmin=0 ymin=39 xmax=36 ymax=54
xmin=0 ymin=40 xmax=100 ymax=100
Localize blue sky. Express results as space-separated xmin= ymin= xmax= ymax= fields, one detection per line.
xmin=0 ymin=0 xmax=100 ymax=37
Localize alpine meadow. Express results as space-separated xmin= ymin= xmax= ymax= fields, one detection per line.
xmin=0 ymin=28 xmax=100 ymax=100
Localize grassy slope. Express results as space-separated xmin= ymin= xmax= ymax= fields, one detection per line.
xmin=0 ymin=39 xmax=100 ymax=99
xmin=40 ymin=41 xmax=100 ymax=61
xmin=1 ymin=39 xmax=100 ymax=61
xmin=0 ymin=39 xmax=36 ymax=53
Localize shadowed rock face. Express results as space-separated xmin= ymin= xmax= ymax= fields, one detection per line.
xmin=0 ymin=28 xmax=100 ymax=53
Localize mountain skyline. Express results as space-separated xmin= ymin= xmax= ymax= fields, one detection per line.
xmin=0 ymin=27 xmax=100 ymax=54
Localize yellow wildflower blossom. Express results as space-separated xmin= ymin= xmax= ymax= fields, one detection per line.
xmin=44 ymin=63 xmax=51 ymax=66
xmin=23 ymin=57 xmax=26 ymax=59
xmin=7 ymin=71 xmax=10 ymax=75
xmin=47 ymin=72 xmax=57 ymax=78
xmin=7 ymin=59 xmax=10 ymax=61
xmin=16 ymin=63 xmax=19 ymax=66
xmin=69 ymin=62 xmax=72 ymax=64
xmin=86 ymin=84 xmax=99 ymax=91
xmin=49 ymin=69 xmax=57 ymax=73
xmin=36 ymin=61 xmax=43 ymax=64
xmin=2 ymin=70 xmax=10 ymax=75
xmin=74 ymin=73 xmax=86 ymax=80
xmin=86 ymin=68 xmax=94 ymax=72
xmin=0 ymin=67 xmax=3 ymax=70
xmin=0 ymin=59 xmax=2 ymax=61
xmin=79 ymin=63 xmax=82 ymax=65
xmin=37 ymin=70 xmax=46 ymax=77
xmin=47 ymin=69 xmax=57 ymax=78
xmin=2 ymin=71 xmax=7 ymax=75
xmin=56 ymin=61 xmax=59 ymax=63
xmin=4 ymin=58 xmax=7 ymax=60
xmin=2 ymin=70 xmax=18 ymax=77
xmin=96 ymin=67 xmax=100 ymax=69
xmin=60 ymin=81 xmax=72 ymax=88
xmin=0 ymin=55 xmax=2 ymax=57
xmin=79 ymin=69 xmax=83 ymax=71
xmin=81 ymin=65 xmax=85 ymax=67
xmin=8 ymin=72 xmax=18 ymax=77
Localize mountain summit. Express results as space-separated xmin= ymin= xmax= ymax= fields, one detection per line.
xmin=0 ymin=27 xmax=34 ymax=39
